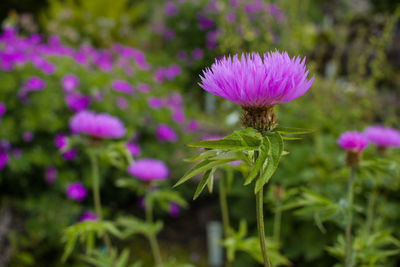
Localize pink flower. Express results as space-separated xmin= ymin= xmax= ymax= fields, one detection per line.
xmin=62 ymin=149 xmax=77 ymax=161
xmin=192 ymin=48 xmax=204 ymax=60
xmin=169 ymin=203 xmax=180 ymax=217
xmin=148 ymin=98 xmax=164 ymax=109
xmin=199 ymin=51 xmax=313 ymax=107
xmin=66 ymin=182 xmax=87 ymax=201
xmin=116 ymin=97 xmax=129 ymax=110
xmin=65 ymin=93 xmax=91 ymax=112
xmin=79 ymin=211 xmax=97 ymax=221
xmin=0 ymin=151 xmax=9 ymax=170
xmin=156 ymin=124 xmax=177 ymax=142
xmin=337 ymin=131 xmax=368 ymax=152
xmin=364 ymin=126 xmax=400 ymax=148
xmin=137 ymin=83 xmax=150 ymax=93
xmin=23 ymin=132 xmax=33 ymax=142
xmin=62 ymin=75 xmax=79 ymax=92
xmin=69 ymin=111 xmax=126 ymax=139
xmin=126 ymin=142 xmax=140 ymax=157
xmin=186 ymin=120 xmax=199 ymax=131
xmin=127 ymin=159 xmax=169 ymax=181
xmin=45 ymin=167 xmax=56 ymax=184
xmin=0 ymin=102 xmax=6 ymax=117
xmin=54 ymin=133 xmax=67 ymax=150
xmin=111 ymin=80 xmax=133 ymax=94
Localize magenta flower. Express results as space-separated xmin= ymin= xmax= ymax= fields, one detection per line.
xmin=192 ymin=48 xmax=204 ymax=60
xmin=65 ymin=93 xmax=91 ymax=112
xmin=164 ymin=2 xmax=178 ymax=15
xmin=127 ymin=159 xmax=169 ymax=181
xmin=111 ymin=80 xmax=133 ymax=94
xmin=337 ymin=131 xmax=368 ymax=152
xmin=54 ymin=133 xmax=68 ymax=150
xmin=164 ymin=64 xmax=181 ymax=80
xmin=126 ymin=142 xmax=140 ymax=157
xmin=364 ymin=126 xmax=400 ymax=148
xmin=156 ymin=124 xmax=178 ymax=142
xmin=186 ymin=119 xmax=199 ymax=131
xmin=61 ymin=74 xmax=79 ymax=92
xmin=116 ymin=97 xmax=128 ymax=110
xmin=225 ymin=13 xmax=236 ymax=23
xmin=206 ymin=30 xmax=219 ymax=50
xmin=79 ymin=211 xmax=97 ymax=222
xmin=23 ymin=76 xmax=45 ymax=91
xmin=45 ymin=167 xmax=56 ymax=184
xmin=169 ymin=203 xmax=180 ymax=217
xmin=137 ymin=83 xmax=150 ymax=93
xmin=148 ymin=98 xmax=164 ymax=109
xmin=66 ymin=182 xmax=87 ymax=201
xmin=199 ymin=52 xmax=313 ymax=107
xmin=70 ymin=111 xmax=126 ymax=139
xmin=62 ymin=149 xmax=77 ymax=161
xmin=172 ymin=110 xmax=185 ymax=123
xmin=0 ymin=151 xmax=9 ymax=170
xmin=197 ymin=14 xmax=215 ymax=30
xmin=0 ymin=102 xmax=5 ymax=117
xmin=23 ymin=132 xmax=34 ymax=142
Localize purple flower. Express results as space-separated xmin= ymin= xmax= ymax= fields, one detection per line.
xmin=197 ymin=14 xmax=215 ymax=30
xmin=54 ymin=133 xmax=68 ymax=150
xmin=126 ymin=142 xmax=140 ymax=157
xmin=225 ymin=13 xmax=236 ymax=23
xmin=116 ymin=97 xmax=129 ymax=110
xmin=164 ymin=29 xmax=175 ymax=40
xmin=337 ymin=131 xmax=368 ymax=152
xmin=127 ymin=159 xmax=169 ymax=181
xmin=148 ymin=98 xmax=164 ymax=109
xmin=137 ymin=83 xmax=150 ymax=93
xmin=0 ymin=151 xmax=9 ymax=170
xmin=62 ymin=149 xmax=77 ymax=161
xmin=62 ymin=75 xmax=79 ymax=92
xmin=0 ymin=102 xmax=6 ymax=117
xmin=23 ymin=76 xmax=45 ymax=91
xmin=65 ymin=93 xmax=91 ymax=112
xmin=172 ymin=110 xmax=185 ymax=123
xmin=192 ymin=48 xmax=204 ymax=60
xmin=186 ymin=120 xmax=199 ymax=131
xmin=45 ymin=167 xmax=56 ymax=184
xmin=199 ymin=51 xmax=313 ymax=107
xmin=169 ymin=203 xmax=180 ymax=217
xmin=111 ymin=80 xmax=133 ymax=94
xmin=79 ymin=211 xmax=97 ymax=222
xmin=206 ymin=30 xmax=219 ymax=50
xmin=69 ymin=111 xmax=126 ymax=139
xmin=156 ymin=124 xmax=178 ymax=142
xmin=23 ymin=132 xmax=34 ymax=142
xmin=244 ymin=0 xmax=264 ymax=13
xmin=66 ymin=182 xmax=87 ymax=201
xmin=164 ymin=2 xmax=178 ymax=15
xmin=364 ymin=126 xmax=400 ymax=148
xmin=164 ymin=64 xmax=181 ymax=80
xmin=266 ymin=4 xmax=285 ymax=23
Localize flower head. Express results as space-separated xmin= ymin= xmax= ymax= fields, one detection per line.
xmin=156 ymin=124 xmax=177 ymax=142
xmin=169 ymin=203 xmax=180 ymax=217
xmin=0 ymin=102 xmax=6 ymax=117
xmin=65 ymin=93 xmax=91 ymax=112
xmin=0 ymin=151 xmax=9 ymax=170
xmin=79 ymin=211 xmax=97 ymax=222
xmin=364 ymin=126 xmax=400 ymax=148
xmin=45 ymin=167 xmax=56 ymax=184
xmin=199 ymin=51 xmax=313 ymax=107
xmin=126 ymin=142 xmax=140 ymax=157
xmin=127 ymin=159 xmax=169 ymax=181
xmin=62 ymin=74 xmax=79 ymax=92
xmin=69 ymin=111 xmax=126 ymax=139
xmin=54 ymin=133 xmax=68 ymax=150
xmin=337 ymin=131 xmax=368 ymax=152
xmin=111 ymin=80 xmax=133 ymax=94
xmin=66 ymin=182 xmax=87 ymax=201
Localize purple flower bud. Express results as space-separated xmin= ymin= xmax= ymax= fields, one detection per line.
xmin=66 ymin=182 xmax=87 ymax=201
xmin=156 ymin=124 xmax=178 ymax=142
xmin=127 ymin=159 xmax=169 ymax=181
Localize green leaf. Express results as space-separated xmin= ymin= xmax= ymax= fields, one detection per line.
xmin=174 ymin=159 xmax=235 ymax=187
xmin=193 ymin=168 xmax=216 ymax=200
xmin=255 ymin=133 xmax=283 ymax=193
xmin=116 ymin=249 xmax=130 ymax=267
xmin=275 ymin=126 xmax=314 ymax=135
xmin=184 ymin=150 xmax=218 ymax=162
xmin=244 ymin=138 xmax=270 ymax=185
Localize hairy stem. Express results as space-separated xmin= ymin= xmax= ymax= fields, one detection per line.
xmin=219 ymin=176 xmax=232 ymax=267
xmin=145 ymin=196 xmax=163 ymax=266
xmin=89 ymin=151 xmax=113 ymax=264
xmin=344 ymin=167 xmax=356 ymax=267
xmin=256 ymin=187 xmax=272 ymax=267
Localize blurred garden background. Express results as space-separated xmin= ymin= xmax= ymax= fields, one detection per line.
xmin=0 ymin=0 xmax=399 ymax=266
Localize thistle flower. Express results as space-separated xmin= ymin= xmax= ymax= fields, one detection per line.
xmin=79 ymin=211 xmax=97 ymax=221
xmin=45 ymin=167 xmax=56 ymax=184
xmin=116 ymin=97 xmax=128 ymax=110
xmin=69 ymin=111 xmax=126 ymax=139
xmin=364 ymin=126 xmax=400 ymax=148
xmin=23 ymin=132 xmax=34 ymax=142
xmin=126 ymin=141 xmax=140 ymax=157
xmin=62 ymin=149 xmax=77 ymax=161
xmin=337 ymin=131 xmax=368 ymax=166
xmin=199 ymin=51 xmax=313 ymax=131
xmin=0 ymin=151 xmax=9 ymax=170
xmin=0 ymin=102 xmax=6 ymax=117
xmin=156 ymin=124 xmax=178 ymax=142
xmin=62 ymin=74 xmax=79 ymax=92
xmin=127 ymin=159 xmax=169 ymax=181
xmin=66 ymin=182 xmax=87 ymax=201
xmin=137 ymin=83 xmax=150 ymax=93
xmin=111 ymin=80 xmax=133 ymax=94
xmin=65 ymin=93 xmax=91 ymax=112
xmin=148 ymin=98 xmax=164 ymax=109
xmin=54 ymin=133 xmax=68 ymax=150
xmin=192 ymin=48 xmax=204 ymax=60
xmin=186 ymin=119 xmax=199 ymax=131
xmin=169 ymin=203 xmax=180 ymax=217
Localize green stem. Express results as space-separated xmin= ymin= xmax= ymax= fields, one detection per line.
xmin=344 ymin=167 xmax=356 ymax=267
xmin=145 ymin=195 xmax=163 ymax=266
xmin=256 ymin=187 xmax=272 ymax=267
xmin=89 ymin=151 xmax=114 ymax=263
xmin=219 ymin=177 xmax=232 ymax=267
xmin=273 ymin=198 xmax=282 ymax=244
xmin=365 ymin=188 xmax=378 ymax=235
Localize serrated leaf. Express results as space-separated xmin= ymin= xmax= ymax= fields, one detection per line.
xmin=275 ymin=126 xmax=314 ymax=135
xmin=174 ymin=159 xmax=235 ymax=187
xmin=193 ymin=168 xmax=216 ymax=200
xmin=255 ymin=133 xmax=283 ymax=193
xmin=244 ymin=138 xmax=270 ymax=185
